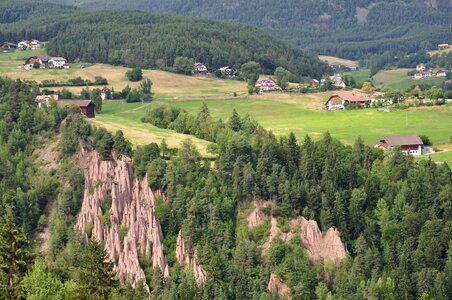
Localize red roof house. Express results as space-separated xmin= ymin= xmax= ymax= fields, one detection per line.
xmin=64 ymin=100 xmax=96 ymax=118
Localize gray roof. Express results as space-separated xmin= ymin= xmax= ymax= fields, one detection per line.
xmin=382 ymin=135 xmax=423 ymax=146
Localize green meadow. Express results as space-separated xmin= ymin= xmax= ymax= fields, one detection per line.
xmin=373 ymin=68 xmax=446 ymax=90
xmin=95 ymin=97 xmax=452 ymax=148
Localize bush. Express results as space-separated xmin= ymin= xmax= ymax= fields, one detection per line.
xmin=126 ymin=67 xmax=143 ymax=81
xmin=419 ymin=135 xmax=431 ymax=146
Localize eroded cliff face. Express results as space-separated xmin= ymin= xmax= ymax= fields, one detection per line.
xmin=176 ymin=231 xmax=207 ymax=284
xmin=247 ymin=201 xmax=347 ymax=263
xmin=75 ymin=147 xmax=169 ymax=287
xmin=268 ymin=272 xmax=291 ymax=300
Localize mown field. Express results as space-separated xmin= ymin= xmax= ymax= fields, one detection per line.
xmin=94 ymin=97 xmax=452 ymax=145
xmin=0 ymin=49 xmax=248 ymax=98
xmin=318 ymin=55 xmax=357 ymax=67
xmin=343 ymin=70 xmax=371 ymax=86
xmin=373 ymin=68 xmax=446 ymax=90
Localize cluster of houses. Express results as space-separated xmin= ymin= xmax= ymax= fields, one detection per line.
xmin=23 ymin=55 xmax=69 ymax=70
xmin=34 ymin=94 xmax=96 ymax=118
xmin=329 ymin=62 xmax=358 ymax=71
xmin=192 ymin=62 xmax=234 ymax=77
xmin=324 ymin=91 xmax=388 ymax=110
xmin=1 ymin=40 xmax=41 ymax=52
xmin=414 ymin=64 xmax=447 ymax=80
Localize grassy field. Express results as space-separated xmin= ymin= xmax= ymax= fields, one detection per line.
xmin=423 ymin=151 xmax=452 ymax=166
xmin=428 ymin=48 xmax=452 ymax=56
xmin=318 ymin=55 xmax=358 ymax=67
xmin=89 ymin=101 xmax=213 ymax=155
xmin=373 ymin=68 xmax=446 ymax=90
xmin=0 ymin=49 xmax=248 ymax=98
xmin=343 ymin=70 xmax=371 ymax=86
xmin=94 ymin=96 xmax=452 ymax=148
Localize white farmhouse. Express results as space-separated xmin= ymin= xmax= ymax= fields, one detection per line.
xmin=48 ymin=57 xmax=67 ymax=68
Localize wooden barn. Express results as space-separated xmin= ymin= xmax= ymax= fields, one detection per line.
xmin=64 ymin=100 xmax=96 ymax=118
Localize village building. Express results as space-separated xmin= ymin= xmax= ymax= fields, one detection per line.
xmin=438 ymin=44 xmax=451 ymax=50
xmin=100 ymin=86 xmax=113 ymax=100
xmin=64 ymin=100 xmax=96 ymax=118
xmin=193 ymin=62 xmax=207 ymax=74
xmin=325 ymin=91 xmax=370 ymax=110
xmin=255 ymin=78 xmax=282 ymax=93
xmin=416 ymin=64 xmax=426 ymax=71
xmin=436 ymin=70 xmax=447 ymax=77
xmin=17 ymin=41 xmax=30 ymax=51
xmin=414 ymin=71 xmax=433 ymax=80
xmin=1 ymin=42 xmax=17 ymax=51
xmin=24 ymin=55 xmax=50 ymax=69
xmin=29 ymin=40 xmax=41 ymax=50
xmin=374 ymin=135 xmax=424 ymax=156
xmin=219 ymin=66 xmax=234 ymax=77
xmin=35 ymin=94 xmax=60 ymax=108
xmin=48 ymin=57 xmax=67 ymax=68
xmin=330 ymin=74 xmax=346 ymax=88
xmin=23 ymin=55 xmax=69 ymax=69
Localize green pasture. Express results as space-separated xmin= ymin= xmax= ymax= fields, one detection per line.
xmin=97 ymin=97 xmax=452 ymax=147
xmin=373 ymin=68 xmax=446 ymax=90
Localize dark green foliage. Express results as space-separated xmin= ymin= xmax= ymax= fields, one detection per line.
xmin=240 ymin=61 xmax=261 ymax=86
xmin=113 ymin=130 xmax=132 ymax=157
xmin=126 ymin=68 xmax=143 ymax=82
xmin=0 ymin=8 xmax=329 ymax=78
xmin=0 ymin=211 xmax=34 ymax=299
xmin=174 ymin=56 xmax=194 ymax=75
xmin=41 ymin=0 xmax=452 ymax=59
xmin=78 ymin=240 xmax=119 ymax=299
xmin=133 ymin=143 xmax=160 ymax=178
xmin=89 ymin=88 xmax=102 ymax=113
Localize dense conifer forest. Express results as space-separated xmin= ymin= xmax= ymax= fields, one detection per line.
xmin=0 ymin=1 xmax=329 ymax=77
xmin=0 ymin=78 xmax=451 ymax=299
xmin=43 ymin=0 xmax=452 ymax=59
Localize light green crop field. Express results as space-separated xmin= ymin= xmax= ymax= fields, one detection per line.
xmin=420 ymin=151 xmax=452 ymax=166
xmin=373 ymin=68 xmax=446 ymax=90
xmin=95 ymin=96 xmax=452 ymax=147
xmin=343 ymin=70 xmax=371 ymax=85
xmin=89 ymin=101 xmax=213 ymax=156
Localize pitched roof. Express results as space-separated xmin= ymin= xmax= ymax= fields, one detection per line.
xmin=381 ymin=135 xmax=423 ymax=146
xmin=329 ymin=91 xmax=366 ymax=102
xmin=64 ymin=100 xmax=95 ymax=108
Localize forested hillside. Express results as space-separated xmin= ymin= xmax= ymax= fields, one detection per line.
xmin=0 ymin=3 xmax=329 ymax=77
xmin=0 ymin=80 xmax=451 ymax=298
xmin=43 ymin=0 xmax=452 ymax=59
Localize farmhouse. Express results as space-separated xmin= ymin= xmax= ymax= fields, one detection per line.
xmin=48 ymin=57 xmax=67 ymax=68
xmin=29 ymin=40 xmax=41 ymax=50
xmin=24 ymin=55 xmax=50 ymax=69
xmin=255 ymin=78 xmax=282 ymax=93
xmin=330 ymin=74 xmax=346 ymax=88
xmin=18 ymin=41 xmax=30 ymax=51
xmin=414 ymin=71 xmax=433 ymax=80
xmin=193 ymin=62 xmax=207 ymax=74
xmin=35 ymin=95 xmax=60 ymax=108
xmin=325 ymin=91 xmax=370 ymax=110
xmin=438 ymin=44 xmax=451 ymax=50
xmin=64 ymin=100 xmax=96 ymax=118
xmin=100 ymin=86 xmax=113 ymax=100
xmin=436 ymin=70 xmax=447 ymax=77
xmin=416 ymin=64 xmax=426 ymax=71
xmin=374 ymin=135 xmax=424 ymax=156
xmin=1 ymin=42 xmax=17 ymax=50
xmin=219 ymin=66 xmax=234 ymax=77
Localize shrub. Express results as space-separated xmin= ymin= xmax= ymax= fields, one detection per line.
xmin=126 ymin=67 xmax=143 ymax=81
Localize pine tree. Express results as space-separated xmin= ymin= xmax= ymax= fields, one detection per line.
xmin=228 ymin=109 xmax=242 ymax=132
xmin=0 ymin=211 xmax=34 ymax=300
xmin=78 ymin=240 xmax=118 ymax=300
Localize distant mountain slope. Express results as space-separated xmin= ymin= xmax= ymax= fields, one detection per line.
xmin=0 ymin=7 xmax=329 ymax=77
xmin=43 ymin=0 xmax=452 ymax=59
